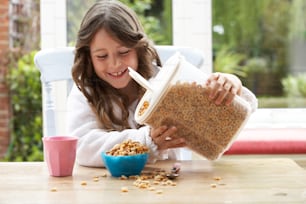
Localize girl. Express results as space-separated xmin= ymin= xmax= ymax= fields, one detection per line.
xmin=67 ymin=0 xmax=257 ymax=167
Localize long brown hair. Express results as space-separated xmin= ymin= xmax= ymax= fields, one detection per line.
xmin=72 ymin=0 xmax=161 ymax=131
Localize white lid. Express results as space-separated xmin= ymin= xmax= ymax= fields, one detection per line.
xmin=134 ymin=52 xmax=183 ymax=124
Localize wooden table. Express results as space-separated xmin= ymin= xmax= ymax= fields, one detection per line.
xmin=0 ymin=158 xmax=306 ymax=204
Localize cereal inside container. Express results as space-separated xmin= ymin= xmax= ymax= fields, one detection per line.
xmin=131 ymin=53 xmax=252 ymax=160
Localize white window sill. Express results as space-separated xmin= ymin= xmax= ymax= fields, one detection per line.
xmin=246 ymin=108 xmax=306 ymax=129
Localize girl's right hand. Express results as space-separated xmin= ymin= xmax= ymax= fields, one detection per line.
xmin=150 ymin=125 xmax=186 ymax=150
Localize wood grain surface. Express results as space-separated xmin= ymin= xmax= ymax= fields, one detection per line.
xmin=0 ymin=158 xmax=305 ymax=204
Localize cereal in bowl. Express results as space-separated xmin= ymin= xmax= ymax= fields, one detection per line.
xmin=106 ymin=140 xmax=149 ymax=156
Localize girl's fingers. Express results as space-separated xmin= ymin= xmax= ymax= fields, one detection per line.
xmin=150 ymin=126 xmax=167 ymax=139
xmin=207 ymin=73 xmax=242 ymax=105
xmin=151 ymin=126 xmax=186 ymax=150
xmin=159 ymin=138 xmax=186 ymax=150
xmin=225 ymin=91 xmax=235 ymax=105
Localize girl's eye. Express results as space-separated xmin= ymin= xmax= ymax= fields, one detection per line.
xmin=97 ymin=54 xmax=107 ymax=59
xmin=119 ymin=50 xmax=130 ymax=55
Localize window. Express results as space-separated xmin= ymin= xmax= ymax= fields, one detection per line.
xmin=213 ymin=0 xmax=306 ymax=109
xmin=66 ymin=0 xmax=173 ymax=46
xmin=41 ymin=0 xmax=306 ymax=129
xmin=9 ymin=0 xmax=39 ymax=50
xmin=212 ymin=0 xmax=306 ymax=128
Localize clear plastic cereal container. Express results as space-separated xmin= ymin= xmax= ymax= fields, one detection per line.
xmin=129 ymin=52 xmax=252 ymax=160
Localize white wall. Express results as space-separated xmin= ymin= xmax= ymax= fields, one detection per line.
xmin=40 ymin=0 xmax=68 ymax=135
xmin=172 ymin=0 xmax=212 ymax=74
xmin=40 ymin=0 xmax=66 ymax=48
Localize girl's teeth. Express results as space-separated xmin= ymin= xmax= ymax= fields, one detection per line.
xmin=113 ymin=71 xmax=123 ymax=76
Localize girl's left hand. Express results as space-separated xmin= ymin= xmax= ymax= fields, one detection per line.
xmin=205 ymin=72 xmax=242 ymax=106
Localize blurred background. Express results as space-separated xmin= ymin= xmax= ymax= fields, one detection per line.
xmin=0 ymin=0 xmax=305 ymax=162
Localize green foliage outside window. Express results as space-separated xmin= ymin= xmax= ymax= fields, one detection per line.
xmin=282 ymin=74 xmax=306 ymax=97
xmin=67 ymin=0 xmax=172 ymax=45
xmin=3 ymin=51 xmax=43 ymax=161
xmin=213 ymin=0 xmax=306 ymax=107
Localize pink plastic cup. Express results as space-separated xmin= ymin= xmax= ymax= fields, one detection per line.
xmin=42 ymin=136 xmax=78 ymax=177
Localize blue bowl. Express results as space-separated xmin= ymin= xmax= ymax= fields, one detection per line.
xmin=101 ymin=152 xmax=149 ymax=177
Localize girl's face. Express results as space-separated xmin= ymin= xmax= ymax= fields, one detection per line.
xmin=90 ymin=29 xmax=138 ymax=89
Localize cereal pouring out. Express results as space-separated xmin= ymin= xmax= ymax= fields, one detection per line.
xmin=101 ymin=140 xmax=149 ymax=177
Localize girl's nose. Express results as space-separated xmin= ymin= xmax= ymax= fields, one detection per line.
xmin=110 ymin=55 xmax=121 ymax=68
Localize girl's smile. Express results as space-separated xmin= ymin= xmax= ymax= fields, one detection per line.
xmin=108 ymin=68 xmax=128 ymax=78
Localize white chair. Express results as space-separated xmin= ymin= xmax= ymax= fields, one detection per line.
xmin=34 ymin=47 xmax=75 ymax=137
xmin=34 ymin=46 xmax=205 ymax=159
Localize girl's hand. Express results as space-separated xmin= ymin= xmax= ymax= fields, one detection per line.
xmin=150 ymin=126 xmax=186 ymax=150
xmin=206 ymin=72 xmax=242 ymax=105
